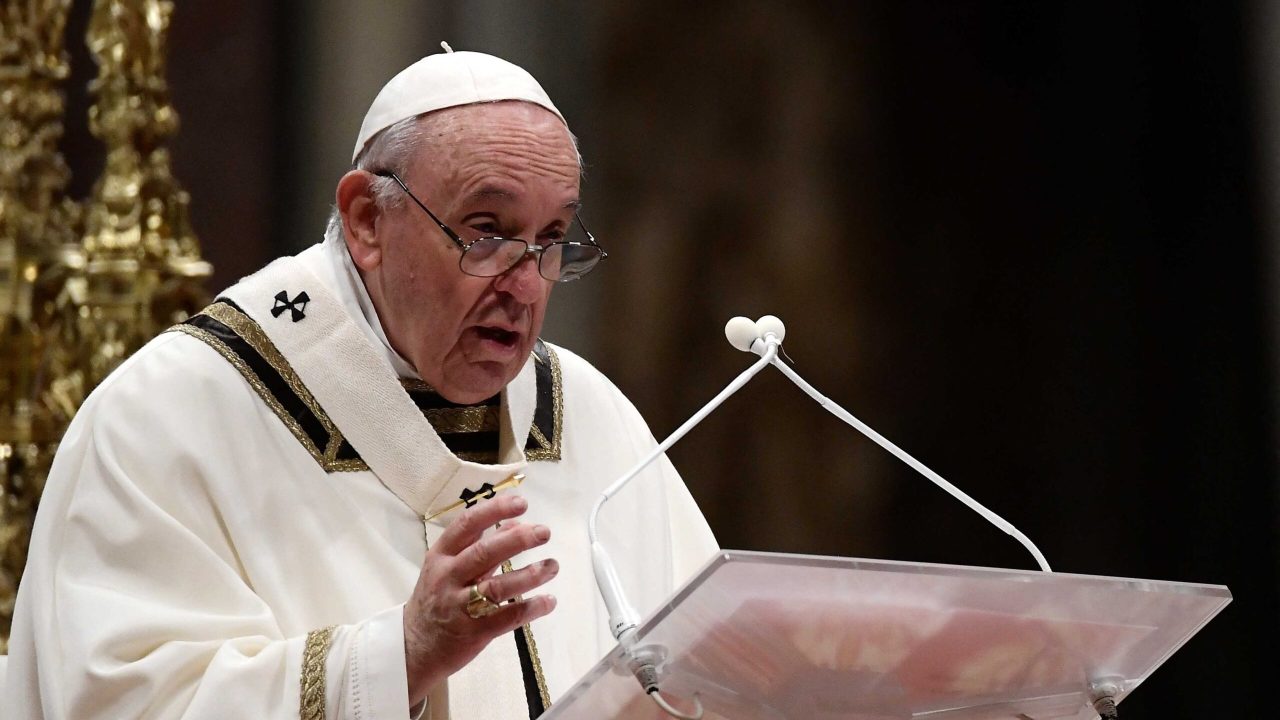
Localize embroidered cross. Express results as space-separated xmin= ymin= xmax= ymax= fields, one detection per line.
xmin=271 ymin=290 xmax=310 ymax=322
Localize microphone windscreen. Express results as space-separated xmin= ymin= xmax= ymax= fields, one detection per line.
xmin=756 ymin=315 xmax=786 ymax=343
xmin=725 ymin=316 xmax=760 ymax=352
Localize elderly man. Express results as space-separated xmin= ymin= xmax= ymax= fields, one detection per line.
xmin=6 ymin=49 xmax=717 ymax=719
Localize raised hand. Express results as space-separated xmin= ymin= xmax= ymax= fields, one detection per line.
xmin=402 ymin=494 xmax=559 ymax=706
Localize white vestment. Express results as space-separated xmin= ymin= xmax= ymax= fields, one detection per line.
xmin=5 ymin=241 xmax=718 ymax=719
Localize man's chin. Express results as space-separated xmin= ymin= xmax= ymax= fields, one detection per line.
xmin=434 ymin=361 xmax=523 ymax=405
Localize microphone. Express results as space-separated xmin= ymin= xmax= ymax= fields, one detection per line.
xmin=755 ymin=314 xmax=785 ymax=346
xmin=724 ymin=316 xmax=759 ymax=352
xmin=725 ymin=314 xmax=786 ymax=355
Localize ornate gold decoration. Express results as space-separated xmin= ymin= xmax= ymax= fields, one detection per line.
xmin=300 ymin=625 xmax=336 ymax=720
xmin=0 ymin=0 xmax=211 ymax=651
xmin=0 ymin=0 xmax=79 ymax=655
xmin=423 ymin=405 xmax=500 ymax=435
xmin=81 ymin=0 xmax=210 ymax=373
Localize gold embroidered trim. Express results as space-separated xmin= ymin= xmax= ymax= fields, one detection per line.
xmin=522 ymin=623 xmax=552 ymax=710
xmin=300 ymin=625 xmax=336 ymax=720
xmin=401 ymin=378 xmax=435 ymax=393
xmin=455 ymin=449 xmax=500 ymax=464
xmin=525 ymin=345 xmax=563 ymax=462
xmin=168 ymin=306 xmax=368 ymax=473
xmin=423 ymin=405 xmax=500 ymax=434
xmin=500 ymin=560 xmax=552 ymax=710
xmin=394 ymin=345 xmax=563 ymax=463
xmin=528 ymin=423 xmax=552 ymax=451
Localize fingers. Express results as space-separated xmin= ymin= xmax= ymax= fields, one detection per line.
xmin=403 ymin=493 xmax=560 ymax=706
xmin=470 ymin=593 xmax=559 ymax=636
xmin=453 ymin=521 xmax=551 ymax=582
xmin=475 ymin=558 xmax=559 ymax=604
xmin=434 ymin=494 xmax=529 ymax=556
xmin=402 ymin=584 xmax=557 ymax=708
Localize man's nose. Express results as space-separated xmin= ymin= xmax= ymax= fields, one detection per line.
xmin=493 ymin=251 xmax=545 ymax=302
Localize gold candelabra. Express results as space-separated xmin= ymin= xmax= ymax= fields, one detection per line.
xmin=0 ymin=0 xmax=209 ymax=651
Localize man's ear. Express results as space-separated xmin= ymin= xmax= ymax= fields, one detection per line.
xmin=336 ymin=170 xmax=383 ymax=271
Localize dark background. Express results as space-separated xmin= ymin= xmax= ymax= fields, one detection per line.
xmin=53 ymin=1 xmax=1279 ymax=716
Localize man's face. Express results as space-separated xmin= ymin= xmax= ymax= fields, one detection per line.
xmin=357 ymin=102 xmax=581 ymax=404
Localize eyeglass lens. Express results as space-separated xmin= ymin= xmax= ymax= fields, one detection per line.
xmin=461 ymin=238 xmax=603 ymax=281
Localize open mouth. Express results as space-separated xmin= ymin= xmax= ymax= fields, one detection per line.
xmin=475 ymin=326 xmax=519 ymax=347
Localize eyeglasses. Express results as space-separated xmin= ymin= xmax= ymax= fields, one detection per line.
xmin=372 ymin=170 xmax=608 ymax=282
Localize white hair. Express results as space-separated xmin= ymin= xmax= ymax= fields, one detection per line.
xmin=324 ymin=104 xmax=583 ymax=246
xmin=324 ymin=114 xmax=425 ymax=244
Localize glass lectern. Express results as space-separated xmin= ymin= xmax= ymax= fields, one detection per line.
xmin=543 ymin=551 xmax=1231 ymax=720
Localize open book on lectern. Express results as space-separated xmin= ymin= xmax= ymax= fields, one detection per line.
xmin=556 ymin=315 xmax=1231 ymax=720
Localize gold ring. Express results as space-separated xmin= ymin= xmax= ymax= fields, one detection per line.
xmin=465 ymin=584 xmax=501 ymax=619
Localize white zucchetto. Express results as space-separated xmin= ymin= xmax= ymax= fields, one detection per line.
xmin=352 ymin=45 xmax=565 ymax=162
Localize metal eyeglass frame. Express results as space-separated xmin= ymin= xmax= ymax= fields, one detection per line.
xmin=371 ymin=169 xmax=608 ymax=282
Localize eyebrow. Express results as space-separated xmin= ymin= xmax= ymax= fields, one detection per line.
xmin=465 ymin=187 xmax=515 ymax=204
xmin=463 ymin=186 xmax=581 ymax=212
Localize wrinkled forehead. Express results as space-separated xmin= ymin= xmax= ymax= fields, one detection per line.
xmin=419 ymin=102 xmax=576 ymax=152
xmin=407 ymin=102 xmax=582 ymax=192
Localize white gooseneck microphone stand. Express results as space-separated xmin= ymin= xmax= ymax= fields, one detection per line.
xmin=586 ymin=315 xmax=1052 ymax=719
